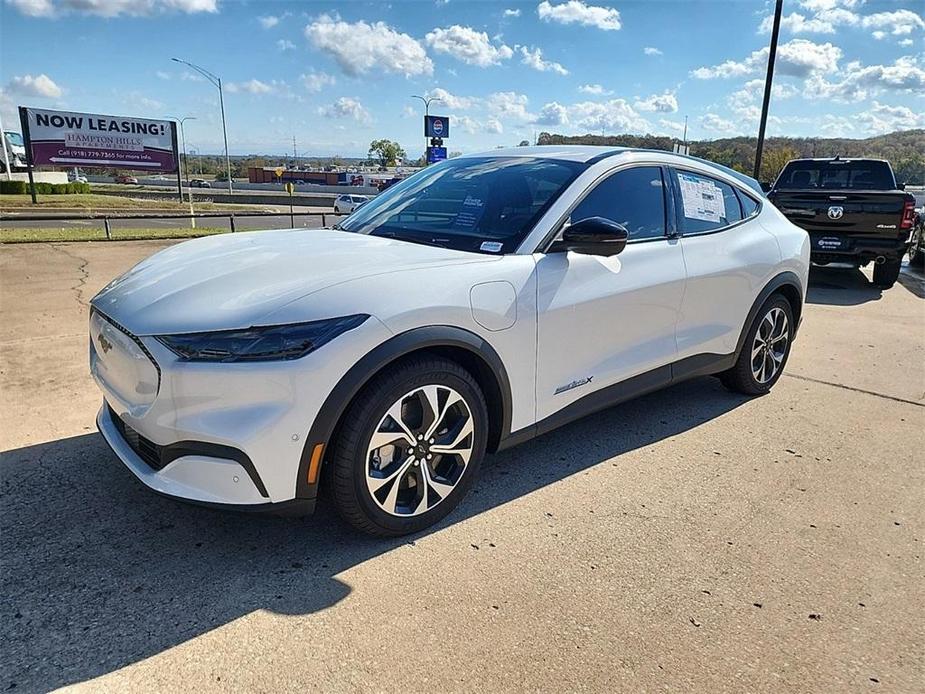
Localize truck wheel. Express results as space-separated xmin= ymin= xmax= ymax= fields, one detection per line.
xmin=872 ymin=259 xmax=901 ymax=289
xmin=909 ymin=226 xmax=924 ymax=267
xmin=328 ymin=356 xmax=488 ymax=536
xmin=720 ymin=295 xmax=794 ymax=396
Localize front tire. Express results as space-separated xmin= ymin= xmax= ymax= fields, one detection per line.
xmin=328 ymin=356 xmax=488 ymax=536
xmin=333 ymin=205 xmax=341 ymax=214
xmin=872 ymin=259 xmax=901 ymax=289
xmin=908 ymin=225 xmax=924 ymax=267
xmin=720 ymin=295 xmax=794 ymax=396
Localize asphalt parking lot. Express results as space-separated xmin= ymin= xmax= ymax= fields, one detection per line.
xmin=1 ymin=239 xmax=922 ymax=693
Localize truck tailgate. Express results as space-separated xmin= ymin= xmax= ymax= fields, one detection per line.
xmin=769 ymin=191 xmax=909 ymax=237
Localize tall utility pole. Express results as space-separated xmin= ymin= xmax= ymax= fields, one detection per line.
xmin=411 ymin=94 xmax=443 ymax=162
xmin=754 ymin=0 xmax=783 ymax=181
xmin=292 ymin=136 xmax=298 ymax=166
xmin=171 ymin=57 xmax=233 ymax=194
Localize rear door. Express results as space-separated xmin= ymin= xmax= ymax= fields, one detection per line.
xmin=534 ymin=165 xmax=685 ymax=421
xmin=669 ymin=167 xmax=780 ymax=359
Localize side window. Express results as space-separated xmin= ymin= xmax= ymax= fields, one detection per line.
xmin=673 ymin=170 xmax=743 ymax=234
xmin=737 ymin=189 xmax=760 ymax=218
xmin=570 ymin=166 xmax=666 ymax=241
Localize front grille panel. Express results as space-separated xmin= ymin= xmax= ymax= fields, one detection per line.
xmin=108 ymin=405 xmax=166 ymax=470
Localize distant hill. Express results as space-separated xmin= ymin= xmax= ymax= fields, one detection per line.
xmin=536 ymin=129 xmax=925 ymax=184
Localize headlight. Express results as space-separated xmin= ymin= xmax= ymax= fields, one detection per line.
xmin=155 ymin=314 xmax=368 ymax=362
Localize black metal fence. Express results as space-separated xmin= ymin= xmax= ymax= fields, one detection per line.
xmin=0 ymin=210 xmax=342 ymax=240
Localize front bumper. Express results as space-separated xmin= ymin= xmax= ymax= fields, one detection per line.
xmin=89 ymin=309 xmax=392 ymax=510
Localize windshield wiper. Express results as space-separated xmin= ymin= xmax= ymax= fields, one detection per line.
xmin=373 ymin=230 xmax=449 ymax=248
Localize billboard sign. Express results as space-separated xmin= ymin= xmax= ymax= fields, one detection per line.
xmin=426 ymin=146 xmax=447 ymax=164
xmin=424 ymin=115 xmax=449 ymax=138
xmin=19 ymin=107 xmax=178 ymax=172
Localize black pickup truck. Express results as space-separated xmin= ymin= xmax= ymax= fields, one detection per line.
xmin=768 ymin=157 xmax=916 ymax=288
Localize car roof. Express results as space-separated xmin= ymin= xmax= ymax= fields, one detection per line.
xmin=459 ymin=145 xmax=764 ymax=195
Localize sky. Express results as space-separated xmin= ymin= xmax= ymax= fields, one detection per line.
xmin=1 ymin=0 xmax=923 ymax=157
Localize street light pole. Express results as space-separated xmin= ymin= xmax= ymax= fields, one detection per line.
xmin=754 ymin=0 xmax=783 ymax=182
xmin=167 ymin=115 xmax=196 ymax=227
xmin=172 ymin=57 xmax=233 ymax=194
xmin=411 ymin=94 xmax=443 ymax=164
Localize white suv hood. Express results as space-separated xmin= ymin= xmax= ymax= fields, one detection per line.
xmin=91 ymin=229 xmax=494 ymax=335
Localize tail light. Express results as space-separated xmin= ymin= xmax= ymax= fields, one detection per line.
xmin=900 ymin=200 xmax=915 ymax=230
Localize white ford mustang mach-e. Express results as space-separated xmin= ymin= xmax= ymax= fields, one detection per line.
xmin=91 ymin=147 xmax=809 ymax=536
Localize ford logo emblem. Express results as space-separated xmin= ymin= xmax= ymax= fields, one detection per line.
xmin=827 ymin=206 xmax=844 ymax=220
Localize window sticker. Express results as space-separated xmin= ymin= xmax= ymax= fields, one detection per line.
xmin=678 ymin=173 xmax=726 ymax=223
xmin=480 ymin=241 xmax=503 ymax=253
xmin=453 ymin=194 xmax=487 ymax=229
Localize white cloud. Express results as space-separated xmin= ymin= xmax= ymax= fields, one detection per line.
xmin=487 ymin=91 xmax=533 ymax=121
xmin=536 ymin=101 xmax=569 ymax=126
xmin=300 ymin=71 xmax=335 ymax=92
xmin=758 ymin=8 xmax=859 ymax=34
xmin=518 ymin=45 xmax=569 ymax=75
xmin=871 ymin=30 xmax=887 ymax=40
xmin=425 ymin=87 xmax=478 ymax=110
xmin=578 ymin=83 xmax=611 ymax=95
xmin=728 ymin=78 xmax=798 ymax=109
xmin=634 ymin=91 xmax=678 ymax=113
xmin=658 ymin=119 xmax=686 ymax=134
xmin=277 ymin=39 xmax=296 ymax=51
xmin=319 ymin=96 xmax=371 ymax=124
xmin=5 ymin=73 xmax=62 ymax=98
xmin=537 ymin=0 xmax=622 ymax=31
xmin=258 ymin=15 xmax=279 ymax=29
xmin=155 ymin=70 xmax=170 ymax=80
xmin=818 ymin=114 xmax=856 ymax=135
xmin=6 ymin=0 xmax=217 ymax=17
xmin=225 ymin=79 xmax=275 ymax=95
xmin=899 ymin=38 xmax=914 ymax=47
xmin=305 ymin=13 xmax=433 ymax=77
xmin=700 ymin=113 xmax=740 ymax=136
xmin=454 ymin=115 xmax=503 ymax=135
xmin=568 ymin=98 xmax=648 ymax=132
xmin=806 ymin=56 xmax=925 ymax=102
xmin=503 ymin=8 xmax=520 ymax=17
xmin=857 ymin=100 xmax=925 ymax=134
xmin=691 ymin=39 xmax=841 ymax=79
xmin=861 ymin=10 xmax=925 ymax=37
xmin=425 ymin=25 xmax=513 ymax=67
xmin=643 ymin=46 xmax=662 ymax=56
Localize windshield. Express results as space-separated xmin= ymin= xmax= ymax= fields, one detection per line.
xmin=338 ymin=156 xmax=585 ymax=253
xmin=775 ymin=160 xmax=896 ymax=190
xmin=4 ymin=131 xmax=24 ymax=147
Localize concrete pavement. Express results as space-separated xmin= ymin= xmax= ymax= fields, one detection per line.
xmin=0 ymin=240 xmax=922 ymax=693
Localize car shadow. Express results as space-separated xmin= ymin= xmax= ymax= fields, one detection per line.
xmin=1 ymin=377 xmax=750 ymax=692
xmin=805 ymin=265 xmax=883 ymax=306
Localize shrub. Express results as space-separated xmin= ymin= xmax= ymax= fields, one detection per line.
xmin=0 ymin=181 xmax=91 ymax=195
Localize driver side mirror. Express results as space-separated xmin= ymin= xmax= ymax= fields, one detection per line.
xmin=550 ymin=217 xmax=628 ymax=257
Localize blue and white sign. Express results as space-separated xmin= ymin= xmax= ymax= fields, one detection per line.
xmin=424 ymin=115 xmax=450 ymax=138
xmin=426 ymin=146 xmax=447 ymax=164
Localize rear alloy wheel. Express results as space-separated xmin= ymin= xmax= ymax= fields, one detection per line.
xmin=872 ymin=259 xmax=901 ymax=289
xmin=720 ymin=295 xmax=793 ymax=396
xmin=328 ymin=357 xmax=488 ymax=536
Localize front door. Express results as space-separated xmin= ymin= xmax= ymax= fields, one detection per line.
xmin=534 ymin=165 xmax=686 ymax=422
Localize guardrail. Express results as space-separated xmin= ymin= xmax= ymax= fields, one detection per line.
xmin=0 ymin=210 xmax=342 ymax=240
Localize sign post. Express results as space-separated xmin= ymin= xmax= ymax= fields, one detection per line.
xmin=17 ymin=107 xmax=37 ymax=204
xmin=285 ymin=181 xmax=295 ymax=228
xmin=424 ymin=115 xmax=450 ymax=167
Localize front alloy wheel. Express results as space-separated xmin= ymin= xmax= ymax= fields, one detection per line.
xmin=328 ymin=357 xmax=488 ymax=536
xmin=366 ymin=385 xmax=474 ymax=517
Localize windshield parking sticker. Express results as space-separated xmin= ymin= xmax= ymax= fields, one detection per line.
xmin=480 ymin=241 xmax=503 ymax=253
xmin=678 ymin=173 xmax=725 ymax=223
xmin=453 ymin=194 xmax=486 ymax=229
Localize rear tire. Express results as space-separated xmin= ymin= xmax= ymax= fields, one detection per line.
xmin=908 ymin=225 xmax=924 ymax=267
xmin=872 ymin=259 xmax=901 ymax=289
xmin=328 ymin=356 xmax=488 ymax=537
xmin=720 ymin=295 xmax=794 ymax=396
